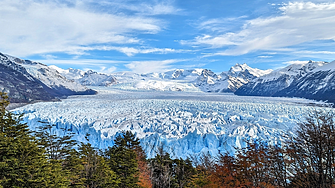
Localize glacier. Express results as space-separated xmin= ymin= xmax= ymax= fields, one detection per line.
xmin=13 ymin=87 xmax=333 ymax=159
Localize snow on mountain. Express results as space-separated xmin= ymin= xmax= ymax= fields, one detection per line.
xmin=235 ymin=60 xmax=335 ymax=103
xmin=0 ymin=52 xmax=96 ymax=103
xmin=78 ymin=70 xmax=117 ymax=86
xmin=134 ymin=80 xmax=199 ymax=91
xmin=113 ymin=64 xmax=272 ymax=93
xmin=111 ymin=70 xmax=202 ymax=92
xmin=0 ymin=52 xmax=55 ymax=102
xmin=195 ymin=64 xmax=272 ymax=92
xmin=228 ymin=63 xmax=272 ymax=78
xmin=143 ymin=69 xmax=203 ymax=81
xmin=13 ymin=88 xmax=332 ymax=159
xmin=15 ymin=60 xmax=89 ymax=92
xmin=49 ymin=65 xmax=85 ymax=80
xmin=254 ymin=61 xmax=325 ymax=84
xmin=49 ymin=66 xmax=117 ymax=86
xmin=314 ymin=60 xmax=335 ymax=72
xmin=50 ymin=64 xmax=272 ymax=93
xmin=274 ymin=61 xmax=335 ymax=103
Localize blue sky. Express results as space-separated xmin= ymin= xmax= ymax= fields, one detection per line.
xmin=1 ymin=0 xmax=335 ymax=73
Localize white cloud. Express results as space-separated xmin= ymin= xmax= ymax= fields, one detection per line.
xmin=185 ymin=2 xmax=335 ymax=56
xmin=96 ymin=0 xmax=182 ymax=15
xmin=258 ymin=56 xmax=273 ymax=58
xmin=59 ymin=45 xmax=188 ymax=56
xmin=99 ymin=46 xmax=184 ymax=56
xmin=283 ymin=60 xmax=309 ymax=65
xmin=195 ymin=16 xmax=248 ymax=32
xmin=0 ymin=0 xmax=163 ymax=56
xmin=41 ymin=54 xmax=58 ymax=60
xmin=100 ymin=66 xmax=117 ymax=74
xmin=125 ymin=59 xmax=184 ymax=73
xmin=36 ymin=59 xmax=122 ymax=66
xmin=296 ymin=50 xmax=335 ymax=55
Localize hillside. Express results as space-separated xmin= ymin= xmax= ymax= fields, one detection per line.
xmin=0 ymin=52 xmax=96 ymax=103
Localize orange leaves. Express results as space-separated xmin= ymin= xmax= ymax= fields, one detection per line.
xmin=195 ymin=142 xmax=288 ymax=188
xmin=137 ymin=156 xmax=152 ymax=188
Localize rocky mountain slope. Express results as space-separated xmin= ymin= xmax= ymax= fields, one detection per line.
xmin=0 ymin=53 xmax=55 ymax=102
xmin=235 ymin=61 xmax=335 ymax=103
xmin=0 ymin=53 xmax=96 ymax=103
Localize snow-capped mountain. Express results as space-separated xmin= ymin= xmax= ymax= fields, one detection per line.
xmin=0 ymin=52 xmax=96 ymax=103
xmin=0 ymin=52 xmax=55 ymax=102
xmin=50 ymin=66 xmax=117 ymax=86
xmin=50 ymin=64 xmax=272 ymax=93
xmin=228 ymin=63 xmax=273 ymax=78
xmin=143 ymin=69 xmax=204 ymax=81
xmin=235 ymin=60 xmax=335 ymax=103
xmin=196 ymin=63 xmax=273 ymax=92
xmin=110 ymin=71 xmax=200 ymax=92
xmin=79 ymin=70 xmax=117 ymax=86
xmin=106 ymin=64 xmax=271 ymax=92
xmin=49 ymin=65 xmax=85 ymax=80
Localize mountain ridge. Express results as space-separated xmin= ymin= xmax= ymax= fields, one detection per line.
xmin=235 ymin=60 xmax=335 ymax=103
xmin=0 ymin=52 xmax=96 ymax=103
xmin=52 ymin=63 xmax=272 ymax=93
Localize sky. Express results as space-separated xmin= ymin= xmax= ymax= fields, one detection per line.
xmin=0 ymin=0 xmax=335 ymax=74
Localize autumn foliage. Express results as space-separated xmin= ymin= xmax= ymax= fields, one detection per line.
xmin=191 ymin=109 xmax=335 ymax=188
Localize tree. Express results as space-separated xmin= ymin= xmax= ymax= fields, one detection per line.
xmin=62 ymin=148 xmax=86 ymax=187
xmin=34 ymin=122 xmax=77 ymax=160
xmin=136 ymin=143 xmax=152 ymax=188
xmin=0 ymin=92 xmax=68 ymax=187
xmin=267 ymin=145 xmax=289 ymax=187
xmin=171 ymin=158 xmax=196 ymax=188
xmin=188 ymin=153 xmax=214 ymax=188
xmin=105 ymin=131 xmax=141 ymax=188
xmin=287 ymin=109 xmax=335 ymax=187
xmin=78 ymin=141 xmax=119 ymax=188
xmin=149 ymin=147 xmax=174 ymax=188
xmin=208 ymin=153 xmax=246 ymax=188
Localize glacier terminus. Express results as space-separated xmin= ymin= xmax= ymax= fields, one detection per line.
xmin=13 ymin=87 xmax=333 ymax=159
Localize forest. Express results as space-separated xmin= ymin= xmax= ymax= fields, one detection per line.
xmin=1 ymin=91 xmax=335 ymax=188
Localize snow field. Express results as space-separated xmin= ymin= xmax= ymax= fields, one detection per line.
xmin=14 ymin=88 xmax=333 ymax=158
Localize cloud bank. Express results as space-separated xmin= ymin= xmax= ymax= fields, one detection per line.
xmin=0 ymin=0 xmax=172 ymax=56
xmin=185 ymin=2 xmax=335 ymax=56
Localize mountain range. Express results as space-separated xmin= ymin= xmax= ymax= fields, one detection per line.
xmin=1 ymin=52 xmax=334 ymax=104
xmin=52 ymin=63 xmax=272 ymax=93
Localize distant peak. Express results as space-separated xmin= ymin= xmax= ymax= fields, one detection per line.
xmin=85 ymin=70 xmax=97 ymax=75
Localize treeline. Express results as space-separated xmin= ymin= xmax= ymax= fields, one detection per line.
xmin=1 ymin=91 xmax=335 ymax=187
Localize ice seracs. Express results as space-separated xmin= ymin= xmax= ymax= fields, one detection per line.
xmin=13 ymin=88 xmax=332 ymax=159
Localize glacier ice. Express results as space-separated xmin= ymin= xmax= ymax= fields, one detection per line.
xmin=13 ymin=87 xmax=333 ymax=159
